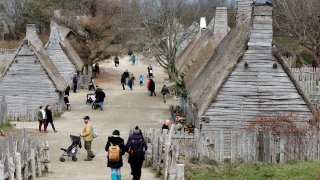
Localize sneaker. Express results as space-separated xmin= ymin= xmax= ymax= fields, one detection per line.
xmin=54 ymin=131 xmax=58 ymax=133
xmin=84 ymin=158 xmax=92 ymax=161
xmin=91 ymin=155 xmax=95 ymax=159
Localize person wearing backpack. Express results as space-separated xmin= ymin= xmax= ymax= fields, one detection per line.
xmin=126 ymin=126 xmax=148 ymax=180
xmin=105 ymin=130 xmax=125 ymax=180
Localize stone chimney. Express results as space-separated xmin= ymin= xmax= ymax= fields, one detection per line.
xmin=26 ymin=24 xmax=37 ymax=37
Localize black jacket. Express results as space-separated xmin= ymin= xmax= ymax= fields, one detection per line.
xmin=45 ymin=109 xmax=53 ymax=122
xmin=125 ymin=132 xmax=148 ymax=163
xmin=105 ymin=136 xmax=125 ymax=168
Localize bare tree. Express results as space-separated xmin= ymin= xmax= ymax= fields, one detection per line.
xmin=274 ymin=0 xmax=320 ymax=64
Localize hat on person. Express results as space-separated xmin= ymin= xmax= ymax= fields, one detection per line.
xmin=83 ymin=116 xmax=90 ymax=120
xmin=112 ymin=130 xmax=120 ymax=136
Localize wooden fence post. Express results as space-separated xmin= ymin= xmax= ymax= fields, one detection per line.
xmin=15 ymin=152 xmax=22 ymax=180
xmin=31 ymin=149 xmax=36 ymax=179
xmin=176 ymin=164 xmax=185 ymax=180
xmin=280 ymin=133 xmax=285 ymax=163
xmin=219 ymin=130 xmax=224 ymax=164
xmin=8 ymin=156 xmax=14 ymax=180
xmin=0 ymin=163 xmax=4 ymax=180
xmin=44 ymin=141 xmax=51 ymax=172
xmin=164 ymin=125 xmax=175 ymax=180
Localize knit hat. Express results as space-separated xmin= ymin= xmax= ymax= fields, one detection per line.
xmin=112 ymin=130 xmax=120 ymax=136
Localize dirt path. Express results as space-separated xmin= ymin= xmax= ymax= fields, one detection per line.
xmin=13 ymin=56 xmax=179 ymax=180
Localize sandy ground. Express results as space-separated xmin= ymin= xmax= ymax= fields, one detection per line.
xmin=13 ymin=56 xmax=179 ymax=180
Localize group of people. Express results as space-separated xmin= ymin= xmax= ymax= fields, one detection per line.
xmin=105 ymin=126 xmax=147 ymax=180
xmin=121 ymin=70 xmax=136 ymax=90
xmin=37 ymin=105 xmax=57 ymax=133
xmin=80 ymin=116 xmax=147 ymax=180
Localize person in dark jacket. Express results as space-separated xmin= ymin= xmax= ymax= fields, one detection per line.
xmin=126 ymin=126 xmax=148 ymax=180
xmin=149 ymin=78 xmax=156 ymax=96
xmin=73 ymin=75 xmax=78 ymax=93
xmin=121 ymin=75 xmax=126 ymax=90
xmin=105 ymin=130 xmax=125 ymax=180
xmin=123 ymin=70 xmax=130 ymax=85
xmin=65 ymin=85 xmax=70 ymax=96
xmin=95 ymin=88 xmax=106 ymax=110
xmin=45 ymin=105 xmax=57 ymax=132
xmin=161 ymin=85 xmax=170 ymax=103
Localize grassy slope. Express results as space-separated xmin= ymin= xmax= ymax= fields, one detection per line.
xmin=186 ymin=162 xmax=320 ymax=180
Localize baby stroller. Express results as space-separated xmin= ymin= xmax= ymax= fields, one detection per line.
xmin=86 ymin=94 xmax=95 ymax=104
xmin=60 ymin=135 xmax=82 ymax=162
xmin=92 ymin=99 xmax=100 ymax=109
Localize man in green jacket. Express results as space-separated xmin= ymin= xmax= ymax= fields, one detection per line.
xmin=81 ymin=116 xmax=95 ymax=161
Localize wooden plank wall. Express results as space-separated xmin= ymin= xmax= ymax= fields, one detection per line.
xmin=0 ymin=129 xmax=50 ymax=179
xmin=201 ymin=5 xmax=312 ymax=155
xmin=0 ymin=44 xmax=61 ymax=121
xmin=46 ymin=22 xmax=76 ymax=86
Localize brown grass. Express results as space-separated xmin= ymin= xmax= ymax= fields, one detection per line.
xmin=0 ymin=40 xmax=21 ymax=49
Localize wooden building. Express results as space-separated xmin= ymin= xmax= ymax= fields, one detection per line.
xmin=0 ymin=24 xmax=68 ymax=120
xmin=182 ymin=4 xmax=316 ymax=155
xmin=46 ymin=20 xmax=84 ymax=85
xmin=176 ymin=7 xmax=229 ymax=89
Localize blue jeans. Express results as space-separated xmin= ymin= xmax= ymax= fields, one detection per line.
xmin=99 ymin=101 xmax=104 ymax=110
xmin=111 ymin=168 xmax=121 ymax=180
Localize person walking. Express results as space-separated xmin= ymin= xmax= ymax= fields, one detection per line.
xmin=105 ymin=130 xmax=125 ymax=180
xmin=121 ymin=75 xmax=126 ymax=90
xmin=162 ymin=119 xmax=171 ymax=131
xmin=126 ymin=126 xmax=148 ymax=180
xmin=130 ymin=54 xmax=136 ymax=65
xmin=149 ymin=78 xmax=156 ymax=96
xmin=139 ymin=75 xmax=144 ymax=86
xmin=88 ymin=77 xmax=95 ymax=91
xmin=45 ymin=105 xmax=57 ymax=132
xmin=73 ymin=74 xmax=78 ymax=93
xmin=114 ymin=56 xmax=120 ymax=67
xmin=147 ymin=65 xmax=153 ymax=78
xmin=95 ymin=88 xmax=106 ymax=110
xmin=81 ymin=116 xmax=95 ymax=161
xmin=65 ymin=85 xmax=70 ymax=96
xmin=38 ymin=105 xmax=47 ymax=133
xmin=161 ymin=85 xmax=170 ymax=103
xmin=128 ymin=73 xmax=135 ymax=90
xmin=123 ymin=70 xmax=130 ymax=85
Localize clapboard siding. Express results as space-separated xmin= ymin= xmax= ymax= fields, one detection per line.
xmin=201 ymin=5 xmax=312 ymax=156
xmin=46 ymin=22 xmax=76 ymax=85
xmin=237 ymin=0 xmax=253 ymax=16
xmin=0 ymin=44 xmax=61 ymax=114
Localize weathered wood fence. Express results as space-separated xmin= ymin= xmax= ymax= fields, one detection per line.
xmin=0 ymin=129 xmax=50 ymax=180
xmin=7 ymin=101 xmax=60 ymax=122
xmin=144 ymin=126 xmax=214 ymax=180
xmin=0 ymin=49 xmax=16 ymax=69
xmin=0 ymin=95 xmax=7 ymax=125
xmin=145 ymin=125 xmax=320 ymax=179
xmin=291 ymin=67 xmax=320 ymax=108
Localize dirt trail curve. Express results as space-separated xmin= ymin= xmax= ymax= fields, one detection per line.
xmin=13 ymin=56 xmax=178 ymax=180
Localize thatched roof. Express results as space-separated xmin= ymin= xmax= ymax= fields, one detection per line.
xmin=49 ymin=20 xmax=84 ymax=71
xmin=2 ymin=24 xmax=68 ymax=92
xmin=187 ymin=11 xmax=252 ymax=117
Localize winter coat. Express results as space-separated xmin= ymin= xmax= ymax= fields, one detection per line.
xmin=161 ymin=87 xmax=169 ymax=95
xmin=125 ymin=132 xmax=148 ymax=163
xmin=149 ymin=79 xmax=155 ymax=91
xmin=121 ymin=76 xmax=126 ymax=84
xmin=82 ymin=121 xmax=93 ymax=141
xmin=123 ymin=71 xmax=129 ymax=78
xmin=65 ymin=86 xmax=70 ymax=96
xmin=105 ymin=136 xmax=126 ymax=168
xmin=45 ymin=109 xmax=53 ymax=122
